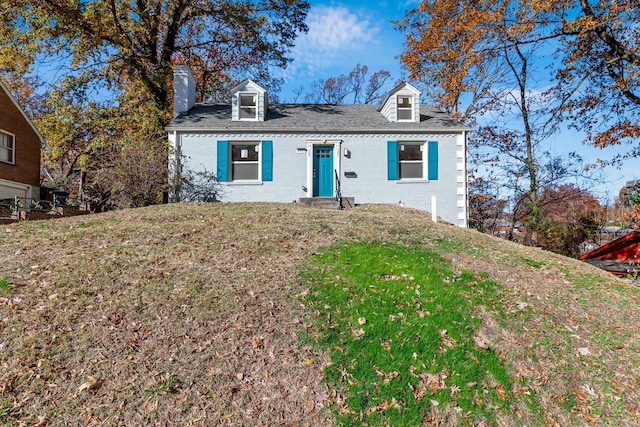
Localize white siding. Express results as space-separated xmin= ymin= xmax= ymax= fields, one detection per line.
xmin=177 ymin=131 xmax=467 ymax=227
xmin=380 ymin=97 xmax=396 ymax=122
xmin=231 ymin=96 xmax=239 ymax=122
xmin=258 ymin=92 xmax=267 ymax=121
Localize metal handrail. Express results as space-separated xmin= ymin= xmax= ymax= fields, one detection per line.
xmin=334 ymin=170 xmax=341 ymax=202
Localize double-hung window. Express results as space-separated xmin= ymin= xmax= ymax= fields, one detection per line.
xmin=239 ymin=93 xmax=257 ymax=120
xmin=231 ymin=143 xmax=259 ymax=180
xmin=397 ymin=96 xmax=413 ymax=121
xmin=387 ymin=140 xmax=438 ymax=181
xmin=399 ymin=143 xmax=423 ymax=179
xmin=216 ymin=140 xmax=273 ymax=182
xmin=0 ymin=131 xmax=15 ymax=164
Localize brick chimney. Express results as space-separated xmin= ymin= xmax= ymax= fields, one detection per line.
xmin=173 ymin=65 xmax=196 ymax=118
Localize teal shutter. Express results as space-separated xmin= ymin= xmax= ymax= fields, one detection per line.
xmin=217 ymin=140 xmax=229 ymax=182
xmin=261 ymin=140 xmax=273 ymax=181
xmin=387 ymin=141 xmax=398 ymax=180
xmin=428 ymin=141 xmax=438 ymax=180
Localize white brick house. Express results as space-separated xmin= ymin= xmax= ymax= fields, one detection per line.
xmin=167 ymin=66 xmax=470 ymax=227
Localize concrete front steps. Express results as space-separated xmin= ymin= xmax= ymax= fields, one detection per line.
xmin=298 ymin=197 xmax=355 ymax=210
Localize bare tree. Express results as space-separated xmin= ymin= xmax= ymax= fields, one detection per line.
xmin=304 ymin=64 xmax=392 ymax=104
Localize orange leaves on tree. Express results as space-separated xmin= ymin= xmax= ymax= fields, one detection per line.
xmin=396 ymin=0 xmax=511 ymax=118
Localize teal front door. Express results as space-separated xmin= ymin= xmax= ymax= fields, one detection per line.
xmin=313 ymin=146 xmax=333 ymax=197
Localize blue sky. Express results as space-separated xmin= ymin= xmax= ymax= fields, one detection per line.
xmin=279 ymin=0 xmax=415 ymax=101
xmin=279 ymin=0 xmax=638 ymax=201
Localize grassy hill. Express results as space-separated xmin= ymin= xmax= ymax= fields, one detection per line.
xmin=0 ymin=203 xmax=638 ymax=426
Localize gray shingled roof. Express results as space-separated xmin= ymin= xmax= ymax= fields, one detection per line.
xmin=166 ymin=103 xmax=471 ymax=133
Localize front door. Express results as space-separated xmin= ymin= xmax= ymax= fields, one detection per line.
xmin=313 ymin=146 xmax=333 ymax=197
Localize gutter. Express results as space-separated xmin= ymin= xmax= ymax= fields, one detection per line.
xmin=164 ymin=126 xmax=472 ymax=134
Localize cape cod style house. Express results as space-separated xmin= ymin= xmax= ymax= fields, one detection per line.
xmin=0 ymin=79 xmax=43 ymax=202
xmin=167 ymin=66 xmax=470 ymax=227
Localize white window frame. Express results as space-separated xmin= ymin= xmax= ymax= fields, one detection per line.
xmin=230 ymin=141 xmax=261 ymax=182
xmin=397 ymin=95 xmax=414 ymax=121
xmin=398 ymin=142 xmax=425 ymax=180
xmin=239 ymin=92 xmax=258 ymax=121
xmin=0 ymin=130 xmax=15 ymax=165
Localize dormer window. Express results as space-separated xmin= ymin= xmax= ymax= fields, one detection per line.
xmin=397 ymin=96 xmax=413 ymax=121
xmin=379 ymin=83 xmax=421 ymax=122
xmin=240 ymin=93 xmax=258 ymax=120
xmin=231 ymin=80 xmax=267 ymax=121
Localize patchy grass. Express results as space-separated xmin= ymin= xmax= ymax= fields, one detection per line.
xmin=0 ymin=275 xmax=10 ymax=294
xmin=144 ymin=375 xmax=183 ymax=396
xmin=301 ymin=243 xmax=514 ymax=426
xmin=0 ymin=202 xmax=638 ymax=426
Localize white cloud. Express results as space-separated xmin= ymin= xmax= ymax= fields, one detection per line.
xmin=305 ymin=6 xmax=375 ymax=51
xmin=289 ymin=5 xmax=381 ymax=73
xmin=278 ymin=3 xmax=408 ymax=101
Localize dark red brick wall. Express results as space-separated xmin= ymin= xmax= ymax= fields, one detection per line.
xmin=0 ymin=85 xmax=41 ymax=187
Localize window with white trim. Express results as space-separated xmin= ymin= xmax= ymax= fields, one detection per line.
xmin=397 ymin=96 xmax=413 ymax=121
xmin=0 ymin=131 xmax=15 ymax=164
xmin=398 ymin=143 xmax=423 ymax=179
xmin=231 ymin=143 xmax=259 ymax=180
xmin=239 ymin=93 xmax=257 ymax=120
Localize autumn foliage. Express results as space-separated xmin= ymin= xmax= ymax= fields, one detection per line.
xmin=396 ymin=0 xmax=508 ymax=121
xmin=537 ymin=184 xmax=604 ymax=256
xmin=399 ymin=0 xmax=640 ymax=151
xmin=399 ymin=0 xmax=637 ymax=251
xmin=616 ymin=180 xmax=640 ymax=228
xmin=1 ymin=0 xmax=310 ymax=208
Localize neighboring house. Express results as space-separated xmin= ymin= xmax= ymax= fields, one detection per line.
xmin=579 ymin=231 xmax=640 ymax=276
xmin=166 ymin=66 xmax=470 ymax=227
xmin=0 ymin=79 xmax=43 ymax=201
